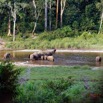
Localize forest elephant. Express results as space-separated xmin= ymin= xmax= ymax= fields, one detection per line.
xmin=29 ymin=53 xmax=39 ymax=60
xmin=29 ymin=49 xmax=56 ymax=61
xmin=96 ymin=56 xmax=102 ymax=62
xmin=3 ymin=53 xmax=11 ymax=60
xmin=44 ymin=49 xmax=56 ymax=56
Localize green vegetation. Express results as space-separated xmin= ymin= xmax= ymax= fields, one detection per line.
xmin=0 ymin=0 xmax=103 ymax=49
xmin=0 ymin=62 xmax=20 ymax=101
xmin=0 ymin=0 xmax=101 ymax=35
xmin=19 ymin=65 xmax=103 ymax=80
xmin=0 ymin=62 xmax=103 ymax=102
xmin=1 ymin=0 xmax=103 ymax=102
xmin=5 ymin=30 xmax=103 ymax=49
xmin=14 ymin=66 xmax=103 ymax=103
xmin=0 ymin=0 xmax=103 ymax=43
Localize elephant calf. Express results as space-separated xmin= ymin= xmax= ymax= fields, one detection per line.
xmin=41 ymin=55 xmax=54 ymax=61
xmin=46 ymin=56 xmax=54 ymax=61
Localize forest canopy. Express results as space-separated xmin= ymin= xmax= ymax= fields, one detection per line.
xmin=0 ymin=0 xmax=102 ymax=39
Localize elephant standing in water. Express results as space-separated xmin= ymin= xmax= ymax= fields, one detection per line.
xmin=3 ymin=53 xmax=11 ymax=60
xmin=96 ymin=56 xmax=102 ymax=62
xmin=44 ymin=49 xmax=56 ymax=56
xmin=29 ymin=49 xmax=56 ymax=61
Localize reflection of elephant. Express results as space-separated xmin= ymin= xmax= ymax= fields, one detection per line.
xmin=41 ymin=55 xmax=54 ymax=61
xmin=4 ymin=53 xmax=11 ymax=59
xmin=96 ymin=56 xmax=101 ymax=62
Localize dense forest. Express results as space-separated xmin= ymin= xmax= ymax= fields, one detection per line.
xmin=0 ymin=0 xmax=103 ymax=49
xmin=0 ymin=0 xmax=102 ymax=35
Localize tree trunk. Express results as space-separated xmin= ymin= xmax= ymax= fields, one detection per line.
xmin=60 ymin=0 xmax=66 ymax=28
xmin=56 ymin=0 xmax=59 ymax=28
xmin=32 ymin=0 xmax=43 ymax=35
xmin=45 ymin=0 xmax=48 ymax=31
xmin=49 ymin=0 xmax=51 ymax=31
xmin=32 ymin=0 xmax=37 ymax=36
xmin=32 ymin=22 xmax=37 ymax=36
xmin=13 ymin=19 xmax=16 ymax=41
xmin=12 ymin=1 xmax=16 ymax=42
xmin=60 ymin=0 xmax=63 ymax=28
xmin=7 ymin=13 xmax=11 ymax=36
xmin=60 ymin=12 xmax=63 ymax=28
xmin=98 ymin=11 xmax=103 ymax=34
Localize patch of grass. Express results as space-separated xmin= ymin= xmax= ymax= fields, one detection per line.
xmin=20 ymin=66 xmax=103 ymax=81
xmin=5 ymin=31 xmax=103 ymax=50
xmin=14 ymin=66 xmax=103 ymax=103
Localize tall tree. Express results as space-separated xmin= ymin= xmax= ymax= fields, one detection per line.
xmin=98 ymin=11 xmax=103 ymax=34
xmin=7 ymin=10 xmax=11 ymax=36
xmin=32 ymin=0 xmax=43 ymax=35
xmin=0 ymin=0 xmax=11 ymax=36
xmin=97 ymin=0 xmax=103 ymax=34
xmin=49 ymin=0 xmax=52 ymax=30
xmin=56 ymin=0 xmax=59 ymax=28
xmin=60 ymin=0 xmax=66 ymax=27
xmin=45 ymin=0 xmax=48 ymax=31
xmin=8 ymin=0 xmax=18 ymax=41
xmin=8 ymin=0 xmax=28 ymax=41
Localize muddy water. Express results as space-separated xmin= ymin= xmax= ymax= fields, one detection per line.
xmin=0 ymin=50 xmax=103 ymax=67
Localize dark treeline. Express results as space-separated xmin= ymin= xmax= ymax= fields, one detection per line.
xmin=0 ymin=0 xmax=102 ymax=40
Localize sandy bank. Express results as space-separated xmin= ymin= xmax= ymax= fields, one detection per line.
xmin=13 ymin=49 xmax=103 ymax=53
xmin=13 ymin=62 xmax=58 ymax=67
xmin=13 ymin=62 xmax=103 ymax=70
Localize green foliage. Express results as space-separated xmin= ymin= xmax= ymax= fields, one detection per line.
xmin=12 ymin=65 xmax=103 ymax=103
xmin=15 ymin=79 xmax=74 ymax=103
xmin=80 ymin=31 xmax=95 ymax=40
xmin=15 ymin=80 xmax=103 ymax=103
xmin=39 ymin=26 xmax=73 ymax=41
xmin=0 ymin=62 xmax=20 ymax=98
xmin=38 ymin=40 xmax=51 ymax=49
xmin=0 ymin=0 xmax=101 ymax=38
xmin=4 ymin=30 xmax=103 ymax=50
xmin=62 ymin=83 xmax=86 ymax=102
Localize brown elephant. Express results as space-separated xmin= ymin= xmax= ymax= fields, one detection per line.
xmin=44 ymin=49 xmax=56 ymax=56
xmin=29 ymin=53 xmax=34 ymax=60
xmin=3 ymin=53 xmax=11 ymax=60
xmin=96 ymin=56 xmax=102 ymax=62
xmin=29 ymin=53 xmax=39 ymax=60
xmin=29 ymin=49 xmax=56 ymax=60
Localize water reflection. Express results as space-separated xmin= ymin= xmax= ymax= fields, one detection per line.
xmin=95 ymin=62 xmax=101 ymax=67
xmin=0 ymin=50 xmax=103 ymax=67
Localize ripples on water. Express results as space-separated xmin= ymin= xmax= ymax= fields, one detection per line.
xmin=0 ymin=50 xmax=103 ymax=67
